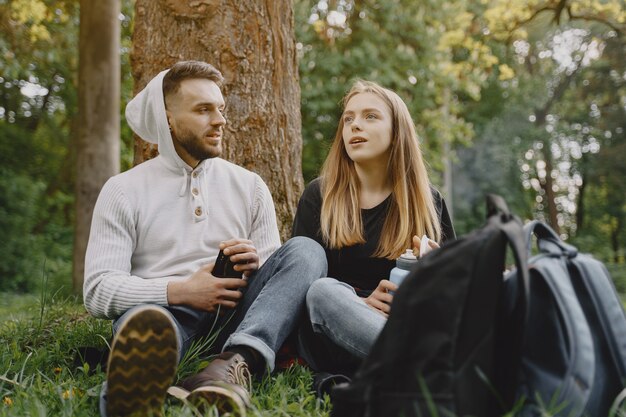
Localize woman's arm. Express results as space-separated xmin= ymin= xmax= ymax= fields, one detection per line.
xmin=292 ymin=179 xmax=324 ymax=242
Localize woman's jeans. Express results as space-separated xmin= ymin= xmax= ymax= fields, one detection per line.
xmin=298 ymin=277 xmax=387 ymax=376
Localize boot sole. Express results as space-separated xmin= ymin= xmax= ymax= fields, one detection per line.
xmin=106 ymin=305 xmax=179 ymax=417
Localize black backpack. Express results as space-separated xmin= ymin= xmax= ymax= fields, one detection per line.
xmin=504 ymin=221 xmax=626 ymax=416
xmin=330 ymin=194 xmax=529 ymax=417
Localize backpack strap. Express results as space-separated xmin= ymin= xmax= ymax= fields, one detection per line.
xmin=486 ymin=194 xmax=529 ymax=298
xmin=524 ymin=220 xmax=578 ymax=257
xmin=486 ymin=195 xmax=530 ymax=410
xmin=486 ymin=193 xmax=512 ymax=218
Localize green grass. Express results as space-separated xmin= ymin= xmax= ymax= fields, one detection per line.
xmin=0 ymin=294 xmax=331 ymax=417
xmin=3 ymin=262 xmax=626 ymax=416
xmin=0 ymin=293 xmax=40 ymax=322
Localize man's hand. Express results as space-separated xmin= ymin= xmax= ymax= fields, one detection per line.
xmin=220 ymin=239 xmax=260 ymax=277
xmin=363 ymin=279 xmax=398 ymax=318
xmin=167 ymin=263 xmax=247 ymax=312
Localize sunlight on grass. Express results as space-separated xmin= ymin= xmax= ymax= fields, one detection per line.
xmin=0 ymin=292 xmax=40 ymax=322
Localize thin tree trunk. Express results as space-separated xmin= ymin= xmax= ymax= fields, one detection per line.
xmin=542 ymin=150 xmax=559 ymax=234
xmin=576 ymin=172 xmax=586 ymax=234
xmin=531 ymin=66 xmax=582 ymax=236
xmin=131 ymin=0 xmax=303 ymax=240
xmin=73 ymin=0 xmax=120 ymax=293
xmin=611 ymin=217 xmax=622 ymax=264
xmin=441 ymin=89 xmax=453 ymax=222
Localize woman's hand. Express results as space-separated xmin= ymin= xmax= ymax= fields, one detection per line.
xmin=412 ymin=235 xmax=439 ymax=258
xmin=363 ymin=279 xmax=398 ymax=318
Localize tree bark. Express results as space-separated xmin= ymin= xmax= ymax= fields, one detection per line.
xmin=73 ymin=0 xmax=120 ymax=293
xmin=131 ymin=0 xmax=303 ymax=240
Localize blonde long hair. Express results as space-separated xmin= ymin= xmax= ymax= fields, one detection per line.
xmin=319 ymin=80 xmax=441 ymax=259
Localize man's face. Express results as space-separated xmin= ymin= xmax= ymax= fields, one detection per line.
xmin=165 ymin=78 xmax=226 ymax=167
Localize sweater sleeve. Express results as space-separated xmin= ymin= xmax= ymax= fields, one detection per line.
xmin=83 ymin=178 xmax=170 ymax=319
xmin=249 ymin=175 xmax=281 ymax=265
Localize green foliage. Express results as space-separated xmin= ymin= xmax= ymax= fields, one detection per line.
xmin=295 ymin=0 xmax=498 ymax=182
xmin=0 ymin=0 xmax=78 ymax=293
xmin=606 ymin=264 xmax=626 ymax=305
xmin=0 ymin=169 xmax=45 ymax=291
xmin=0 ymin=166 xmax=73 ymax=292
xmin=0 ymin=0 xmax=136 ymax=293
xmin=451 ymin=6 xmax=626 ymax=258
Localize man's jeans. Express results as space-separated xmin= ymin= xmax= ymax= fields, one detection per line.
xmin=100 ymin=236 xmax=327 ymax=416
xmin=297 ymin=277 xmax=386 ymax=375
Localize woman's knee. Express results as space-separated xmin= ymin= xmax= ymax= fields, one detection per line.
xmin=307 ymin=277 xmax=337 ymax=302
xmin=306 ymin=277 xmax=351 ymax=321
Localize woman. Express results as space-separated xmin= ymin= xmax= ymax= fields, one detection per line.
xmin=293 ymin=80 xmax=455 ymax=376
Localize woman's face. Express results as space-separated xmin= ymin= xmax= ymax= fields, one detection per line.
xmin=341 ymin=92 xmax=393 ymax=166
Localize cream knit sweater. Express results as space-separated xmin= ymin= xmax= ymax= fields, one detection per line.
xmin=83 ymin=70 xmax=281 ymax=319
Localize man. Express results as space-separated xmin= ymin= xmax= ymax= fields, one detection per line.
xmin=84 ymin=60 xmax=326 ymax=417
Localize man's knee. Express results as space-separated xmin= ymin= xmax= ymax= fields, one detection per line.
xmin=113 ymin=305 xmax=183 ymax=355
xmin=281 ymin=236 xmax=328 ymax=279
xmin=113 ymin=304 xmax=172 ymax=332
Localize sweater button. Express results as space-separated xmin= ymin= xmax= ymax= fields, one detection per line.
xmin=192 ymin=171 xmax=198 ymax=178
xmin=192 ymin=188 xmax=199 ymax=196
xmin=194 ymin=207 xmax=202 ymax=216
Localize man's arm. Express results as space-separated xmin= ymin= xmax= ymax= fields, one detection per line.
xmin=248 ymin=175 xmax=281 ymax=263
xmin=83 ymin=179 xmax=172 ymax=319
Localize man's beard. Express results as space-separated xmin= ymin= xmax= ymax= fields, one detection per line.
xmin=173 ymin=126 xmax=221 ymax=162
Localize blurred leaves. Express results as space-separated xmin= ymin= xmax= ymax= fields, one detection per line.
xmin=0 ymin=0 xmax=135 ymax=291
xmin=0 ymin=0 xmax=624 ymax=291
xmin=295 ymin=0 xmax=504 ymax=181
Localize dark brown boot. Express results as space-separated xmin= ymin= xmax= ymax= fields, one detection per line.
xmin=180 ymin=352 xmax=251 ymax=392
xmin=168 ymin=352 xmax=251 ymax=416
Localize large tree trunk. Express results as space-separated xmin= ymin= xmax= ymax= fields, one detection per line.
xmin=131 ymin=0 xmax=303 ymax=240
xmin=73 ymin=0 xmax=120 ymax=293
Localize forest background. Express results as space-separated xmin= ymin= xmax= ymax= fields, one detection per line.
xmin=1 ymin=0 xmax=625 ymax=297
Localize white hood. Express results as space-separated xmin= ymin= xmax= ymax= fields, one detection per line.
xmin=125 ymin=69 xmax=189 ymax=173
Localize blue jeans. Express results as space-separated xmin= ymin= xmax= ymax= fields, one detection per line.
xmin=297 ymin=277 xmax=387 ymax=375
xmin=100 ymin=236 xmax=327 ymax=416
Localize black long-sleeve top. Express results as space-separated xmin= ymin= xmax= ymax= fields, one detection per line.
xmin=292 ymin=178 xmax=455 ymax=293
